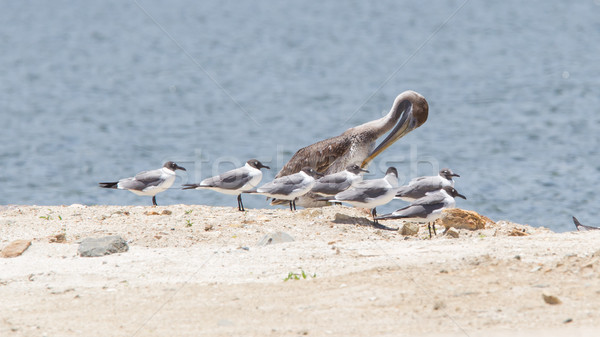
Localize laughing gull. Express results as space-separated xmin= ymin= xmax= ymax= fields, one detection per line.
xmin=573 ymin=216 xmax=600 ymax=231
xmin=395 ymin=168 xmax=459 ymax=202
xmin=182 ymin=159 xmax=270 ymax=211
xmin=311 ymin=164 xmax=369 ymax=197
xmin=329 ymin=167 xmax=399 ymax=223
xmin=255 ymin=167 xmax=323 ymax=211
xmin=99 ymin=161 xmax=186 ymax=206
xmin=377 ymin=186 xmax=466 ymax=238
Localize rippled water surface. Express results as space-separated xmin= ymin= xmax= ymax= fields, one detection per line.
xmin=2 ymin=0 xmax=600 ymax=232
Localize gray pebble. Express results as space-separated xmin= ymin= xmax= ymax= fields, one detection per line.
xmin=78 ymin=236 xmax=129 ymax=257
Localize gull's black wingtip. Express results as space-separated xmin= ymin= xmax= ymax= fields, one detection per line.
xmin=181 ymin=184 xmax=199 ymax=190
xmin=99 ymin=182 xmax=118 ymax=189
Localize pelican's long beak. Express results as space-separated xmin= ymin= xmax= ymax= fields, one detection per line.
xmin=361 ymin=101 xmax=419 ymax=168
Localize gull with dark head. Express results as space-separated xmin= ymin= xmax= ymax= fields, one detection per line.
xmin=395 ymin=168 xmax=460 ymax=202
xmin=273 ymin=90 xmax=428 ymax=207
xmin=377 ymin=186 xmax=466 ymax=238
xmin=330 ymin=167 xmax=399 ymax=223
xmin=99 ymin=161 xmax=186 ymax=206
xmin=182 ymin=159 xmax=270 ymax=211
xmin=254 ymin=167 xmax=323 ymax=211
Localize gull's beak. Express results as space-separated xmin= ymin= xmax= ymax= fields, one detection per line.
xmin=175 ymin=164 xmax=187 ymax=171
xmin=456 ymin=191 xmax=467 ymax=200
xmin=261 ymin=164 xmax=271 ymax=170
xmin=360 ymin=168 xmax=370 ymax=173
xmin=451 ymin=173 xmax=460 ymax=177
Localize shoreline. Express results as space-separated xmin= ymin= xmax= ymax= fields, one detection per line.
xmin=1 ymin=205 xmax=599 ymax=336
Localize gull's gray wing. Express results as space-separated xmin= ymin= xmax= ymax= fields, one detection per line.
xmin=410 ymin=191 xmax=447 ymax=206
xmin=119 ymin=169 xmax=163 ymax=191
xmin=396 ymin=177 xmax=443 ymax=199
xmin=389 ymin=202 xmax=445 ymax=219
xmin=334 ymin=179 xmax=389 ymax=201
xmin=201 ymin=167 xmax=252 ymax=190
xmin=258 ymin=174 xmax=305 ymax=195
xmin=312 ymin=173 xmax=352 ymax=195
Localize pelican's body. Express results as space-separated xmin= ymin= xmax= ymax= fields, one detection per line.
xmin=274 ymin=90 xmax=428 ymax=207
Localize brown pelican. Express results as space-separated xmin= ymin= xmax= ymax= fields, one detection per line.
xmin=273 ymin=90 xmax=428 ymax=207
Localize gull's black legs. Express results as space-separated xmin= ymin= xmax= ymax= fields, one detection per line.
xmin=371 ymin=208 xmax=378 ymax=224
xmin=237 ymin=194 xmax=245 ymax=211
xmin=428 ymin=222 xmax=437 ymax=238
xmin=152 ymin=196 xmax=157 ymax=206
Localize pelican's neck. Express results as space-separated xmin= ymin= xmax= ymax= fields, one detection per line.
xmin=348 ymin=94 xmax=407 ymax=139
xmin=354 ymin=107 xmax=399 ymax=139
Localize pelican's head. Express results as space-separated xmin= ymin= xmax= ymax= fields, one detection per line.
xmin=361 ymin=90 xmax=428 ymax=167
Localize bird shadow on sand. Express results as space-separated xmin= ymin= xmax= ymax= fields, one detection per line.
xmin=332 ymin=213 xmax=398 ymax=231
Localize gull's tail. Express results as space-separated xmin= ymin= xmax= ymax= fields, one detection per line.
xmin=98 ymin=182 xmax=118 ymax=189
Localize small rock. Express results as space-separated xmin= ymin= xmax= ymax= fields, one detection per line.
xmin=144 ymin=211 xmax=160 ymax=216
xmin=400 ymin=223 xmax=419 ymax=236
xmin=161 ymin=210 xmax=172 ymax=215
xmin=509 ymin=228 xmax=529 ymax=236
xmin=256 ymin=232 xmax=295 ymax=246
xmin=542 ymin=294 xmax=562 ymax=305
xmin=438 ymin=208 xmax=494 ymax=230
xmin=332 ymin=213 xmax=372 ymax=226
xmin=49 ymin=233 xmax=66 ymax=243
xmin=445 ymin=227 xmax=459 ymax=238
xmin=204 ymin=224 xmax=214 ymax=231
xmin=78 ymin=236 xmax=129 ymax=257
xmin=1 ymin=240 xmax=32 ymax=258
xmin=433 ymin=301 xmax=446 ymax=310
xmin=302 ymin=209 xmax=322 ymax=217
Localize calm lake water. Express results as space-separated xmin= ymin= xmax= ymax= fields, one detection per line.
xmin=2 ymin=0 xmax=600 ymax=232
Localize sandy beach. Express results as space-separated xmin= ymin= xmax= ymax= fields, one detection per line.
xmin=1 ymin=204 xmax=599 ymax=337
